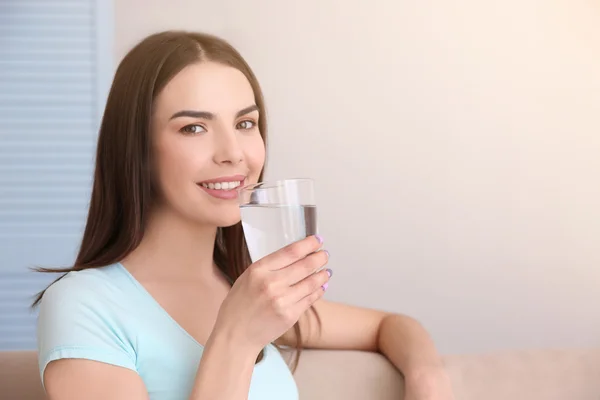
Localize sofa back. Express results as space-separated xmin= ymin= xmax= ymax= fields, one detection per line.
xmin=2 ymin=348 xmax=600 ymax=400
xmin=0 ymin=351 xmax=44 ymax=399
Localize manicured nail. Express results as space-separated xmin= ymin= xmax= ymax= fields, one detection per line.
xmin=324 ymin=250 xmax=330 ymax=259
xmin=315 ymin=234 xmax=324 ymax=244
xmin=326 ymin=268 xmax=333 ymax=277
xmin=322 ymin=282 xmax=329 ymax=291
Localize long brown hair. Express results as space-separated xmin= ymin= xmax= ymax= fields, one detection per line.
xmin=32 ymin=30 xmax=315 ymax=370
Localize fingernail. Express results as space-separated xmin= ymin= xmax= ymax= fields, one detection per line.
xmin=326 ymin=268 xmax=333 ymax=277
xmin=315 ymin=234 xmax=324 ymax=244
xmin=324 ymin=250 xmax=330 ymax=259
xmin=322 ymin=282 xmax=329 ymax=291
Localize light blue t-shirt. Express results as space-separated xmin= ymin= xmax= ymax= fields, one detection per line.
xmin=36 ymin=263 xmax=299 ymax=400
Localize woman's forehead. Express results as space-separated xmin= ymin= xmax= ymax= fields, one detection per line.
xmin=154 ymin=61 xmax=256 ymax=119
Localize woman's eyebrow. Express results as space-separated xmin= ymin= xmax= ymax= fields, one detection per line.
xmin=169 ymin=110 xmax=213 ymax=120
xmin=169 ymin=104 xmax=258 ymax=121
xmin=236 ymin=104 xmax=259 ymax=117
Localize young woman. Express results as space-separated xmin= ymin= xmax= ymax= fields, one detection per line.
xmin=35 ymin=31 xmax=454 ymax=400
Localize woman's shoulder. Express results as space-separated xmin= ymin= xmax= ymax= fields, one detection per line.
xmin=36 ymin=263 xmax=139 ymax=381
xmin=40 ymin=263 xmax=128 ymax=308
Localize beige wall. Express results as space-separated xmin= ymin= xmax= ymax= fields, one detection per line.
xmin=114 ymin=0 xmax=600 ymax=354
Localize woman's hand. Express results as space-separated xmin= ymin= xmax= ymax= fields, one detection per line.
xmin=212 ymin=235 xmax=331 ymax=355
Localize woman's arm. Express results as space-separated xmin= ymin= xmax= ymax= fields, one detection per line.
xmin=378 ymin=314 xmax=455 ymax=400
xmin=189 ymin=332 xmax=258 ymax=399
xmin=277 ymin=299 xmax=454 ymax=399
xmin=44 ymin=335 xmax=259 ymax=400
xmin=44 ymin=360 xmax=149 ymax=400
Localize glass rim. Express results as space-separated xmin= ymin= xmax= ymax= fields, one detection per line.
xmin=238 ymin=177 xmax=313 ymax=192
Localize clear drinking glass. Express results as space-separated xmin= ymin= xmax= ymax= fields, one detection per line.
xmin=238 ymin=178 xmax=317 ymax=263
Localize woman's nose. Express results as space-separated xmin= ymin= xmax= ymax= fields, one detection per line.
xmin=213 ymin=127 xmax=243 ymax=165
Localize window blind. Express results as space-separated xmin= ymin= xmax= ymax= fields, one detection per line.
xmin=0 ymin=0 xmax=113 ymax=350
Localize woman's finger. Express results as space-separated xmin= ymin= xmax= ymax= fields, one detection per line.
xmin=290 ymin=276 xmax=329 ymax=315
xmin=288 ymin=267 xmax=331 ymax=304
xmin=255 ymin=235 xmax=323 ymax=271
xmin=276 ymin=249 xmax=329 ymax=285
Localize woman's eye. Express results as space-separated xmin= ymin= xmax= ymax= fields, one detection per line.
xmin=237 ymin=120 xmax=256 ymax=130
xmin=180 ymin=124 xmax=206 ymax=134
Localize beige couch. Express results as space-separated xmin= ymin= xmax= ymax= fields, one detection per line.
xmin=1 ymin=348 xmax=599 ymax=399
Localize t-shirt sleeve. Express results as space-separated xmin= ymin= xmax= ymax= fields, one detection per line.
xmin=36 ymin=273 xmax=137 ymax=386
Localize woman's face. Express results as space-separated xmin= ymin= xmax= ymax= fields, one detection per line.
xmin=151 ymin=61 xmax=265 ymax=227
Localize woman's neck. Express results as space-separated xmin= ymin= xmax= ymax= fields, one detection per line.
xmin=121 ymin=207 xmax=220 ymax=281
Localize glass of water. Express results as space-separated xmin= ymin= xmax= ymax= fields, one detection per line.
xmin=238 ymin=178 xmax=317 ymax=263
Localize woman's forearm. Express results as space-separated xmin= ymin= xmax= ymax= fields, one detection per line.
xmin=378 ymin=314 xmax=443 ymax=377
xmin=189 ymin=331 xmax=258 ymax=400
xmin=378 ymin=314 xmax=454 ymax=398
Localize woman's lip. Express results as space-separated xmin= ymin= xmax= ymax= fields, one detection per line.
xmin=197 ymin=184 xmax=240 ymax=200
xmin=197 ymin=175 xmax=246 ymax=184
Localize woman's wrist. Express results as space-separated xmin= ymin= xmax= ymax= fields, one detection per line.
xmin=189 ymin=328 xmax=260 ymax=400
xmin=209 ymin=318 xmax=264 ymax=357
xmin=205 ymin=325 xmax=261 ymax=363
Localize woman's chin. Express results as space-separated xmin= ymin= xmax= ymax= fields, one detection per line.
xmin=210 ymin=210 xmax=242 ymax=228
xmin=214 ymin=216 xmax=242 ymax=228
xmin=219 ymin=220 xmax=242 ymax=228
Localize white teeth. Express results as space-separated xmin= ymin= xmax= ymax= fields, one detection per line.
xmin=201 ymin=181 xmax=241 ymax=190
